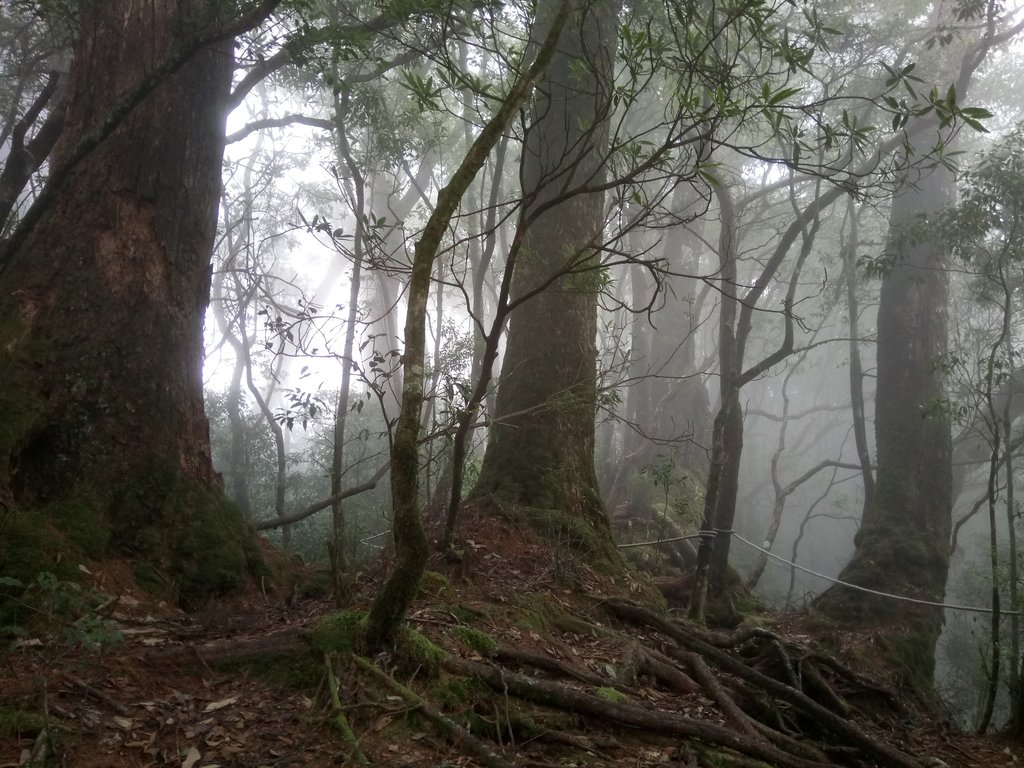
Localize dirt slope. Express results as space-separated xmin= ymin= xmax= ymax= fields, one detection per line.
xmin=1 ymin=511 xmax=1019 ymax=767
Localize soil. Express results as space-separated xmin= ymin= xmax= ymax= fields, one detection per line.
xmin=1 ymin=508 xmax=1020 ymax=767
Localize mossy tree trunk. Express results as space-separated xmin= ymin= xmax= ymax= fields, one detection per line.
xmin=471 ymin=0 xmax=617 ymax=536
xmin=814 ymin=164 xmax=954 ymax=692
xmin=688 ymin=186 xmax=741 ymax=620
xmin=362 ymin=8 xmax=572 ymax=648
xmin=0 ymin=0 xmax=271 ymax=603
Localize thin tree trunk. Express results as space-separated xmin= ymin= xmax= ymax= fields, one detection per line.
xmin=363 ymin=11 xmax=572 ymax=647
xmin=977 ymin=260 xmax=1013 ymax=734
xmin=842 ymin=198 xmax=875 ymax=514
xmin=328 ymin=89 xmax=366 ymax=607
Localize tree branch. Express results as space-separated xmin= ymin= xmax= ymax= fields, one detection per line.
xmin=253 ymin=463 xmax=388 ymax=530
xmin=0 ymin=0 xmax=284 ymax=271
xmin=225 ymin=114 xmax=335 ymax=144
xmin=0 ymin=71 xmax=67 ymax=230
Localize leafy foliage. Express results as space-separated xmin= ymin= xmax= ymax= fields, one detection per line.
xmin=0 ymin=572 xmax=123 ymax=651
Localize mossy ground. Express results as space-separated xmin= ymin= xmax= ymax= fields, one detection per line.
xmin=312 ymin=610 xmax=368 ymax=659
xmin=0 ymin=512 xmax=1005 ymax=768
xmin=449 ymin=625 xmax=497 ymax=656
xmin=417 ymin=570 xmax=453 ymax=600
xmin=521 ymin=505 xmax=623 ymax=570
xmin=0 ymin=706 xmax=46 ymax=738
xmin=0 ymin=463 xmax=264 ymax=612
xmin=595 ymin=686 xmax=627 ymax=703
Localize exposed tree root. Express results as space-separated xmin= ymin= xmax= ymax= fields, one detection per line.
xmin=633 ymin=643 xmax=700 ymax=694
xmin=324 ymin=653 xmax=368 ymax=766
xmin=141 ymin=626 xmax=311 ymax=666
xmin=133 ymin=593 xmax=939 ymax=767
xmin=353 ymin=654 xmax=514 ymax=768
xmin=494 ymin=644 xmax=641 ymax=696
xmin=442 ymin=656 xmax=836 ymax=768
xmin=603 ymin=597 xmax=922 ymax=768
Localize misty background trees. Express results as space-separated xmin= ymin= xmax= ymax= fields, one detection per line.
xmin=2 ymin=0 xmax=1024 ymax=729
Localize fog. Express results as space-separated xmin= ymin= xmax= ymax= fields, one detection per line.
xmin=190 ymin=0 xmax=1024 ymax=728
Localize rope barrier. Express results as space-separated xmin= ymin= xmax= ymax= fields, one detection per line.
xmin=728 ymin=532 xmax=1022 ymax=616
xmin=616 ymin=533 xmax=704 ymax=549
xmin=617 ymin=527 xmax=1021 ymax=617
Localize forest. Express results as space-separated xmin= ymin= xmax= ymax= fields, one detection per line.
xmin=2 ymin=0 xmax=1024 ymax=765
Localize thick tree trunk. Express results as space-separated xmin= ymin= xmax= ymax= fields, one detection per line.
xmin=0 ymin=0 xmax=259 ymax=603
xmin=609 ymin=187 xmax=711 ymax=520
xmin=472 ymin=0 xmax=617 ymax=536
xmin=815 ymin=165 xmax=954 ymax=692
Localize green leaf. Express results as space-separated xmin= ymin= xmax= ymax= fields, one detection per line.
xmin=769 ymin=86 xmax=801 ymax=105
xmin=960 ymin=106 xmax=994 ymax=119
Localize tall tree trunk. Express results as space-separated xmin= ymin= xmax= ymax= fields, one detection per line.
xmin=814 ymin=163 xmax=954 ymax=694
xmin=328 ymin=88 xmax=366 ymax=607
xmin=689 ymin=184 xmax=742 ymax=620
xmin=609 ymin=186 xmax=711 ymax=513
xmin=472 ymin=0 xmax=618 ymax=538
xmin=0 ymin=0 xmax=265 ymax=603
xmin=842 ymin=198 xmax=875 ymax=515
xmin=362 ymin=11 xmax=571 ymax=647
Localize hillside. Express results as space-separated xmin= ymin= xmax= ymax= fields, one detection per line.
xmin=1 ymin=511 xmax=1018 ymax=768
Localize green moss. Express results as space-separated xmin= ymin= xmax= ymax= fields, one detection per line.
xmin=465 ymin=707 xmax=585 ymax=750
xmin=882 ymin=623 xmax=943 ymax=700
xmin=50 ymin=497 xmax=110 ymax=559
xmin=0 ymin=513 xmax=78 ymax=628
xmin=313 ymin=610 xmax=368 ymax=659
xmin=238 ymin=653 xmax=321 ymax=692
xmin=442 ymin=602 xmax=489 ymax=624
xmin=595 ymin=686 xmax=627 ymax=704
xmin=172 ymin=494 xmax=254 ymax=604
xmin=522 ymin=506 xmax=622 ymax=572
xmin=0 ymin=511 xmax=77 ymax=586
xmin=518 ymin=593 xmax=558 ymax=633
xmin=131 ymin=561 xmax=166 ymax=595
xmin=427 ymin=676 xmax=484 ymax=708
xmin=0 ymin=706 xmax=46 ymax=738
xmin=396 ymin=625 xmax=447 ymax=677
xmin=449 ymin=626 xmax=497 ymax=656
xmin=0 ymin=446 xmax=261 ymax=610
xmin=109 ymin=464 xmax=263 ymax=606
xmin=417 ymin=570 xmax=452 ymax=600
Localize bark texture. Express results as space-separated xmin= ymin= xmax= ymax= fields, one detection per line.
xmin=473 ymin=0 xmax=617 ymax=536
xmin=815 ymin=165 xmax=954 ymax=692
xmin=0 ymin=0 xmax=257 ymax=603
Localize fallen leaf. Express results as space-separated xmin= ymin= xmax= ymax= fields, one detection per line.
xmin=112 ymin=716 xmax=133 ymax=730
xmin=182 ymin=746 xmax=201 ymax=768
xmin=203 ymin=696 xmax=239 ymax=713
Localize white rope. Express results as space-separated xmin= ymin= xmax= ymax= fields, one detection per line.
xmin=617 ymin=533 xmax=703 ymax=549
xmin=617 ymin=527 xmax=1020 ymax=617
xmin=728 ymin=531 xmax=1022 ymax=617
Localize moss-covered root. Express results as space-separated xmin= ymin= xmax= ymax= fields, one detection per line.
xmin=352 ymin=655 xmax=513 ymax=768
xmin=312 ymin=610 xmax=447 ymax=679
xmin=324 ymin=653 xmax=368 ymax=766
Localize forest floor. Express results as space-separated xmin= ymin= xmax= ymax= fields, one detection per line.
xmin=1 ymin=508 xmax=1021 ymax=768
